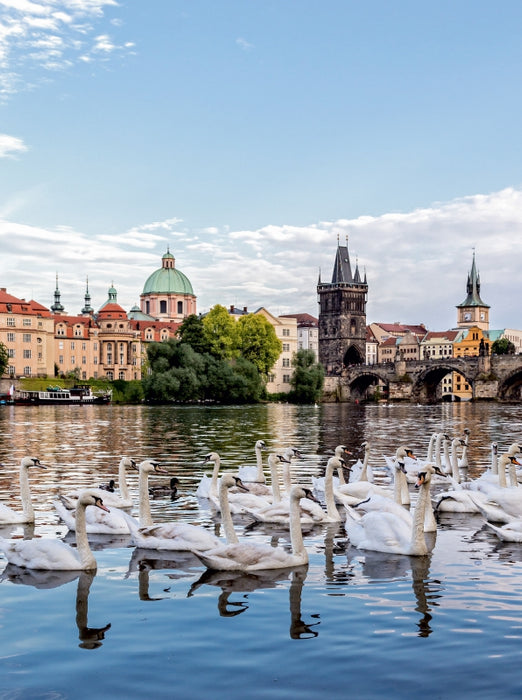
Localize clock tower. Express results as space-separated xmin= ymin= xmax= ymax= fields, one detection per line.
xmin=456 ymin=251 xmax=489 ymax=331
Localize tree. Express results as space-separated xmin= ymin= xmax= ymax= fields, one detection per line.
xmin=177 ymin=314 xmax=210 ymax=354
xmin=237 ymin=313 xmax=282 ymax=376
xmin=492 ymin=338 xmax=516 ymax=355
xmin=289 ymin=349 xmax=325 ymax=403
xmin=202 ymin=304 xmax=239 ymax=360
xmin=0 ymin=342 xmax=8 ymax=377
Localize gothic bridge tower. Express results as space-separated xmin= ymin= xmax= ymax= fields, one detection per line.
xmin=317 ymin=238 xmax=368 ymax=375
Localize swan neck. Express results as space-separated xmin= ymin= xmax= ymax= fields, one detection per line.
xmin=75 ymin=501 xmax=97 ymax=569
xmin=269 ymin=460 xmax=281 ymax=503
xmin=289 ymin=492 xmax=306 ymax=558
xmin=282 ymin=463 xmax=292 ymax=494
xmin=255 ymin=446 xmax=265 ymax=482
xmin=324 ymin=462 xmax=340 ymax=520
xmin=139 ymin=470 xmax=154 ymax=527
xmin=118 ymin=460 xmax=130 ymax=500
xmin=411 ymin=481 xmax=429 ymax=555
xmin=498 ymin=458 xmax=507 ymax=488
xmin=19 ymin=463 xmax=34 ymax=520
xmin=209 ymin=458 xmax=221 ymax=498
xmin=219 ymin=483 xmax=239 ymax=544
xmin=359 ymin=447 xmax=370 ymax=482
xmin=451 ymin=444 xmax=460 ymax=482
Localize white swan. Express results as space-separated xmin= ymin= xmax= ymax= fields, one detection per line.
xmin=433 ymin=438 xmax=480 ymax=513
xmin=201 ymin=452 xmax=272 ymax=514
xmin=237 ymin=439 xmax=267 ymax=483
xmin=312 ymin=445 xmax=353 ymax=495
xmin=122 ymin=459 xmax=223 ymax=551
xmin=344 ymin=464 xmax=440 ymax=556
xmin=485 ymin=519 xmax=522 ymax=543
xmin=468 ymin=455 xmax=522 ymax=523
xmin=0 ymin=457 xmax=48 ymax=524
xmin=193 ymin=481 xmax=316 ymax=571
xmin=0 ymin=491 xmax=109 ymax=570
xmin=63 ymin=456 xmax=136 ymax=509
xmin=53 ymin=494 xmax=134 ymax=535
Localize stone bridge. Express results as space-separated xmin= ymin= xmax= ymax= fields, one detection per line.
xmin=322 ymin=354 xmax=522 ymax=403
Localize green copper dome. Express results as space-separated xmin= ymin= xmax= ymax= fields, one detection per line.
xmin=142 ymin=251 xmax=194 ymax=295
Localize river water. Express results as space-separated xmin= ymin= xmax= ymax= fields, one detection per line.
xmin=1 ymin=401 xmax=522 ymax=699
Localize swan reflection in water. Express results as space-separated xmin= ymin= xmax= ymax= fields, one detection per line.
xmin=125 ymin=547 xmax=203 ymax=601
xmin=345 ymin=548 xmax=439 ymax=638
xmin=0 ymin=567 xmax=111 ymax=649
xmin=188 ymin=565 xmax=320 ymax=638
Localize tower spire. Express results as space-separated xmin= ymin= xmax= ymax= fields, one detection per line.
xmin=51 ymin=273 xmax=64 ymax=314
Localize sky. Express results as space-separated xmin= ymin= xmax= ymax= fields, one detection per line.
xmin=1 ymin=0 xmax=522 ymax=331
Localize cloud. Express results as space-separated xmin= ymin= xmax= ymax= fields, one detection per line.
xmin=0 ymin=0 xmax=133 ymax=97
xmin=236 ymin=37 xmax=253 ymax=51
xmin=1 ymin=187 xmax=522 ymax=331
xmin=0 ymin=132 xmax=27 ymax=156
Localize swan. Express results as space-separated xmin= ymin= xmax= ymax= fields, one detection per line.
xmin=201 ymin=452 xmax=272 ymax=514
xmin=0 ymin=456 xmax=48 ymax=524
xmin=64 ymin=456 xmax=136 ymax=509
xmin=433 ymin=438 xmax=481 ymax=513
xmin=344 ymin=464 xmax=440 ymax=556
xmin=99 ymin=479 xmax=115 ymax=493
xmin=458 ymin=428 xmax=471 ymax=469
xmin=122 ymin=459 xmax=224 ymax=551
xmin=192 ymin=481 xmax=317 ymax=571
xmin=464 ymin=455 xmax=522 ymax=523
xmin=0 ymin=491 xmax=109 ymax=570
xmin=312 ymin=445 xmax=353 ymax=495
xmin=485 ymin=519 xmax=522 ymax=543
xmin=334 ymin=445 xmax=395 ymax=504
xmin=237 ymin=439 xmax=268 ymax=483
xmin=53 ymin=493 xmax=134 ymax=535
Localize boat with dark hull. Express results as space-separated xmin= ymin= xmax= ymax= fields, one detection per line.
xmin=14 ymin=385 xmax=112 ymax=405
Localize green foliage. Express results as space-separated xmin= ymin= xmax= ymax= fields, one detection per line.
xmin=237 ymin=314 xmax=282 ymax=375
xmin=111 ymin=380 xmax=145 ymax=404
xmin=202 ymin=304 xmax=239 ymax=360
xmin=177 ymin=314 xmax=210 ymax=354
xmin=492 ymin=338 xmax=516 ymax=355
xmin=0 ymin=342 xmax=8 ymax=377
xmin=142 ymin=336 xmax=263 ymax=404
xmin=288 ymin=349 xmax=325 ymax=404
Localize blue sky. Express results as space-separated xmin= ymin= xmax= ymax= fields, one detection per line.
xmin=1 ymin=0 xmax=522 ymax=330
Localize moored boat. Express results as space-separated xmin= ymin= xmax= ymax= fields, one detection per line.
xmin=14 ymin=385 xmax=112 ymax=405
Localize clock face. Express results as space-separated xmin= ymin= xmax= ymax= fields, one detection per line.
xmin=464 ymin=312 xmax=471 ymax=321
xmin=480 ymin=312 xmax=485 ymax=321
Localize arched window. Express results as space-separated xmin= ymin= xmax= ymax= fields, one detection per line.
xmin=177 ymin=301 xmax=183 ymax=314
xmin=160 ymin=300 xmax=167 ymax=314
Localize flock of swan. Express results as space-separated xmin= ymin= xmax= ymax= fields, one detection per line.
xmin=0 ymin=431 xmax=521 ymax=575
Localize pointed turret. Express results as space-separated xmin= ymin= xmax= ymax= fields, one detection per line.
xmin=50 ymin=273 xmax=65 ymax=314
xmin=81 ymin=277 xmax=93 ymax=315
xmin=456 ymin=251 xmax=490 ymax=330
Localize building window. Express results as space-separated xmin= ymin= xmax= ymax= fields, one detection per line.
xmin=23 ymin=349 xmax=31 ymax=359
xmin=75 ymin=326 xmax=82 ymax=337
xmin=282 ymin=329 xmax=290 ymax=337
xmin=8 ymin=349 xmax=15 ymax=358
xmin=82 ymin=356 xmax=87 ymax=365
xmin=23 ymin=334 xmax=31 ymax=343
xmin=7 ymin=332 xmax=14 ymax=342
xmin=23 ymin=318 xmax=31 ymax=326
xmin=177 ymin=301 xmax=183 ymax=314
xmin=94 ymin=357 xmax=98 ymax=365
xmin=71 ymin=342 xmax=75 ymax=350
xmin=283 ymin=343 xmax=290 ymax=352
xmin=283 ymin=374 xmax=290 ymax=383
xmin=160 ymin=300 xmax=167 ymax=314
xmin=94 ymin=342 xmax=98 ymax=351
xmin=8 ymin=365 xmax=15 ymax=376
xmin=59 ymin=355 xmax=64 ymax=364
xmin=7 ymin=318 xmax=15 ymax=327
xmin=23 ymin=366 xmax=31 ymax=376
xmin=282 ymin=358 xmax=290 ymax=367
xmin=106 ymin=371 xmax=114 ymax=381
xmin=82 ymin=342 xmax=86 ymax=350
xmin=119 ymin=371 xmax=125 ymax=380
xmin=71 ymin=356 xmax=75 ymax=364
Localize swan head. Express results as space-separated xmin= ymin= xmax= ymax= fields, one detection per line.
xmin=77 ymin=490 xmax=110 ymax=512
xmin=268 ymin=453 xmax=291 ymax=466
xmin=138 ymin=459 xmax=168 ymax=476
xmin=220 ymin=473 xmax=249 ymax=492
xmin=415 ymin=463 xmax=445 ymax=488
xmin=491 ymin=442 xmax=498 ymax=454
xmin=255 ymin=440 xmax=267 ymax=450
xmin=335 ymin=444 xmax=352 ymax=457
xmin=120 ymin=457 xmax=137 ymax=469
xmin=283 ymin=447 xmax=303 ymax=461
xmin=291 ymin=485 xmax=320 ymax=504
xmin=203 ymin=452 xmax=220 ymax=465
xmin=21 ymin=456 xmax=48 ymax=469
xmin=100 ymin=479 xmax=116 ymax=492
xmin=396 ymin=446 xmax=416 ymax=460
xmin=507 ymin=443 xmax=522 ymax=456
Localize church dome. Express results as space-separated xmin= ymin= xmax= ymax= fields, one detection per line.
xmin=142 ymin=250 xmax=194 ymax=295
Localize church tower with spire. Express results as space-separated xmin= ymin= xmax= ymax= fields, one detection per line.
xmin=317 ymin=237 xmax=368 ymax=375
xmin=456 ymin=251 xmax=490 ymax=331
xmin=50 ymin=273 xmax=65 ymax=315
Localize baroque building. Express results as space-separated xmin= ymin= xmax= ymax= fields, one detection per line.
xmin=140 ymin=249 xmax=196 ymax=322
xmin=317 ymin=240 xmax=367 ymax=375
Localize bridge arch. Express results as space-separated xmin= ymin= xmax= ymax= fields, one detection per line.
xmin=412 ymin=362 xmax=474 ymax=403
xmin=343 ymin=344 xmax=364 ymax=366
xmin=344 ymin=368 xmax=390 ymax=401
xmin=498 ymin=368 xmax=522 ymax=401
